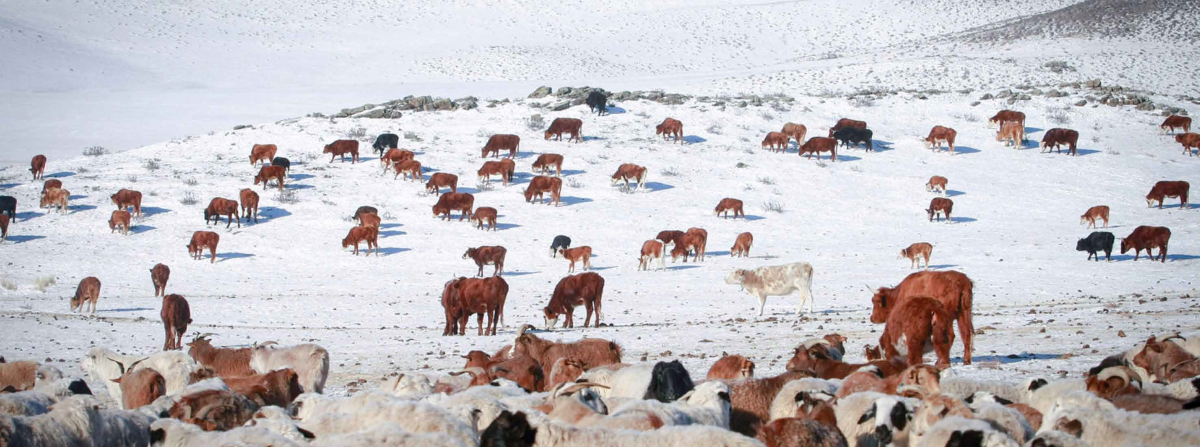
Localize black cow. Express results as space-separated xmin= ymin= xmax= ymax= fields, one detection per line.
xmin=550 ymin=235 xmax=571 ymax=258
xmin=586 ymin=91 xmax=608 ymax=116
xmin=372 ymin=133 xmax=400 ymax=156
xmin=271 ymin=157 xmax=290 ymax=174
xmin=0 ymin=196 xmax=15 ymax=222
xmin=353 ymin=206 xmax=378 ymax=222
xmin=1076 ymin=231 xmax=1114 ymax=261
xmin=832 ymin=127 xmax=873 ymax=151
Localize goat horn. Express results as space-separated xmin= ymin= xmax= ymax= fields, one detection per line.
xmin=448 ymin=370 xmax=479 ymax=378
xmin=113 ymin=359 xmax=127 ymax=375
xmin=257 ymin=341 xmax=278 ymax=348
xmin=195 ymin=403 xmax=234 ymax=421
xmin=517 ymin=324 xmax=535 ymax=337
xmin=126 ymin=357 xmax=148 ymax=373
xmin=558 ymin=382 xmax=610 ymax=396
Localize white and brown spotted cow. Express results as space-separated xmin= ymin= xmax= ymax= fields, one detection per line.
xmin=724 ymin=262 xmax=814 ymax=318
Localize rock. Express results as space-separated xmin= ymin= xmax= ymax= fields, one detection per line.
xmin=340 ymin=104 xmax=373 ymax=116
xmin=917 ymin=94 xmax=928 ymax=100
xmin=614 ymin=91 xmax=633 ymax=101
xmin=387 ymin=110 xmax=403 ymax=119
xmin=554 ymin=87 xmax=573 ymax=96
xmin=748 ymin=96 xmax=763 ymax=106
xmin=529 ymin=86 xmax=552 ymax=98
xmin=233 ymin=125 xmax=251 ymax=130
xmin=459 ymin=99 xmax=478 ymax=110
xmin=980 ymin=93 xmax=994 ymax=100
xmin=1075 ymin=100 xmax=1088 ymax=107
xmin=432 ymin=98 xmax=455 ymax=111
xmin=355 ymin=109 xmax=388 ymax=119
xmin=736 ymin=101 xmax=748 ymax=108
xmin=1007 ymin=97 xmax=1017 ymax=105
xmin=1045 ymin=90 xmax=1066 ymax=98
xmin=1137 ymin=102 xmax=1155 ymax=111
xmin=551 ymin=101 xmax=572 ymax=111
xmin=644 ymin=92 xmax=662 ymax=101
xmin=1085 ymin=79 xmax=1102 ymax=88
xmin=1028 ymin=88 xmax=1043 ymax=95
xmin=570 ymin=98 xmax=586 ymax=106
xmin=409 ymin=96 xmax=433 ymax=108
xmin=970 ymin=101 xmax=981 ymax=107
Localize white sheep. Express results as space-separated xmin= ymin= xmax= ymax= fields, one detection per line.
xmin=768 ymin=378 xmax=839 ymax=421
xmin=972 ymin=402 xmax=1034 ymax=445
xmin=0 ymin=395 xmax=155 ymax=447
xmin=299 ymin=399 xmax=478 ymax=447
xmin=835 ymin=391 xmax=918 ymax=447
xmin=607 ymin=380 xmax=732 ymax=428
xmin=915 ymin=416 xmax=1019 ymax=447
xmin=1024 ymin=429 xmax=1090 ymax=447
xmin=80 ymin=346 xmax=200 ymax=407
xmin=938 ymin=377 xmax=1026 ymax=403
xmin=575 ymin=364 xmax=625 ymax=398
xmin=150 ymin=417 xmax=304 ymax=447
xmin=308 ymin=422 xmax=466 ymax=447
xmin=244 ymin=405 xmax=315 ymax=443
xmin=1041 ymin=406 xmax=1200 ymax=446
xmin=292 ymin=391 xmax=403 ymax=421
xmin=1047 ymin=390 xmax=1116 ymax=414
xmin=0 ymin=391 xmax=54 ymax=416
xmin=388 ymin=373 xmax=435 ymax=398
xmin=483 ymin=410 xmax=765 ymax=446
xmin=423 ymin=382 xmax=529 ymax=430
xmin=249 ymin=342 xmax=330 ymax=394
xmin=1024 ymin=378 xmax=1084 ymax=415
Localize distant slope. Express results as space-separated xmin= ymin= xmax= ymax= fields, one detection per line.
xmin=953 ymin=0 xmax=1200 ymax=43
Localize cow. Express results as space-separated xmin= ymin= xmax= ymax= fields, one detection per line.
xmin=832 ymin=127 xmax=873 ymax=151
xmin=479 ymin=160 xmax=512 ymax=186
xmin=657 ymin=118 xmax=683 ymax=144
xmin=1146 ymin=181 xmax=1190 ymax=209
xmin=656 ymin=230 xmax=684 ymax=250
xmin=372 ymin=133 xmax=399 ymax=156
xmin=464 ymin=246 xmax=506 ymax=277
xmin=1161 ymin=115 xmax=1192 ymax=134
xmin=323 ymin=139 xmax=359 ymax=163
xmin=900 ymin=242 xmax=933 ymax=269
xmin=482 ymin=134 xmax=521 ymax=158
xmin=357 ymin=213 xmax=380 ymax=229
xmin=550 ymin=235 xmax=571 ymax=258
xmin=1076 ymin=232 xmax=1115 ymax=262
xmin=1040 ymin=128 xmax=1079 ymax=155
xmin=1121 ymin=226 xmax=1171 ymax=262
xmin=638 ymin=240 xmax=665 ymax=271
xmin=828 ymin=118 xmax=866 ymax=138
xmin=204 ymin=198 xmax=240 ymax=228
xmin=781 ymin=123 xmax=807 ymax=146
xmin=670 ymin=228 xmax=708 ymax=263
xmin=342 ymin=226 xmax=378 ymax=256
xmin=0 ymin=214 xmax=8 ymax=243
xmin=731 ymin=232 xmax=753 ymax=258
xmin=0 ymin=196 xmax=16 ymax=222
xmin=532 ymin=153 xmax=564 ymax=176
xmin=610 ymin=163 xmax=647 ymax=190
xmin=798 ymin=137 xmax=837 ymax=161
xmin=472 ymin=206 xmax=498 ymax=231
xmin=524 ymin=176 xmax=562 ymax=206
xmin=715 ymin=198 xmax=745 ymax=219
xmin=543 ymin=272 xmax=604 ymax=329
xmin=997 ymin=121 xmax=1024 ymax=147
xmin=29 ymin=155 xmax=47 ymax=180
xmin=870 ymin=270 xmax=975 ymax=364
xmin=393 ymin=160 xmax=422 ymax=182
xmin=425 ymin=173 xmax=458 ymax=194
xmin=558 ymin=246 xmax=592 ymax=273
xmin=432 ymin=192 xmax=474 ymax=221
xmin=249 ymin=144 xmax=277 ymax=167
xmin=239 ymin=189 xmax=259 ymax=224
xmin=453 ymin=276 xmax=509 ymax=336
xmin=924 ymin=126 xmax=956 ymax=154
xmin=271 ymin=157 xmax=290 ymax=174
xmin=724 ymin=262 xmax=815 ymax=317
xmin=926 ymin=176 xmax=948 ymax=195
xmin=988 ymin=110 xmax=1025 ymax=129
xmin=586 ymin=90 xmax=608 ymax=115
xmin=40 ymin=187 xmax=69 ymax=213
xmin=380 ymin=148 xmax=415 ymax=173
xmin=441 ymin=279 xmax=463 ymax=336
xmin=1177 ymin=133 xmax=1200 ymax=156
xmin=1080 ymin=205 xmax=1109 ymax=228
xmin=70 ymin=276 xmax=101 ymax=314
xmin=353 ymin=206 xmax=377 ymax=225
xmin=544 ymin=117 xmax=583 ymax=143
xmin=42 ymin=179 xmax=62 ymax=193
xmin=927 ymin=197 xmax=953 ymax=223
xmin=254 ymin=166 xmax=286 ymax=191
xmin=150 ymin=263 xmax=170 ymax=297
xmin=110 ymin=189 xmax=143 ymax=217
xmin=761 ymin=132 xmax=789 ymax=153
xmin=187 ymin=231 xmax=220 ymax=263
xmin=108 ymin=210 xmax=131 ymax=235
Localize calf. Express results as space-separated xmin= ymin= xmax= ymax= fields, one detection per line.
xmin=432 ymin=192 xmax=475 ymax=221
xmin=0 ymin=195 xmax=15 ymax=222
xmin=988 ymin=110 xmax=1025 ymax=129
xmin=186 ymin=336 xmax=254 ymax=377
xmin=464 ymin=246 xmax=506 ymax=277
xmin=372 ymin=133 xmax=399 ymax=156
xmin=900 ymin=242 xmax=933 ymax=269
xmin=392 ymin=159 xmax=422 ymax=182
xmin=926 ymin=197 xmax=953 ymax=223
xmin=638 ymin=239 xmax=665 ymax=271
xmin=342 ymin=226 xmax=378 ymax=256
xmin=29 ymin=154 xmax=46 ymax=180
xmin=532 ymin=153 xmax=565 ymax=176
xmin=238 ymin=189 xmax=259 ymax=224
xmin=1076 ymin=231 xmax=1114 ymax=262
xmin=161 ymin=294 xmax=191 ymax=350
xmin=40 ymin=187 xmax=69 ymax=213
xmin=150 ymin=263 xmax=170 ymax=297
xmin=524 ymin=176 xmax=562 ymax=206
xmin=656 ymin=230 xmax=684 ymax=250
xmin=544 ymin=272 xmax=605 ymax=329
xmin=353 ymin=206 xmax=377 ymax=224
xmin=715 ymin=198 xmax=745 ymax=219
xmin=380 ymin=148 xmax=414 ymax=173
xmin=550 ymin=235 xmax=571 ymax=257
xmin=1080 ymin=205 xmax=1109 ymax=228
xmin=271 ymin=157 xmax=290 ymax=173
xmin=798 ymin=137 xmax=837 ymax=161
xmin=472 ymin=206 xmax=498 ymax=231
xmin=249 ymin=144 xmax=277 ymax=167
xmin=924 ymin=126 xmax=956 ymax=153
xmin=828 ymin=118 xmax=867 ymax=138
xmin=452 ymin=276 xmax=509 ymax=336
xmin=610 ymin=163 xmax=647 ymax=190
xmin=1121 ymin=225 xmax=1171 ymax=262
xmin=254 ymin=166 xmax=286 ymax=191
xmin=112 ymin=368 xmax=166 ymax=410
xmin=1146 ymin=180 xmax=1189 ymax=209
xmin=731 ymin=232 xmax=753 ymax=258
xmin=781 ymin=123 xmax=807 ymax=146
xmin=559 ymin=246 xmax=592 ymax=273
xmin=205 ymin=198 xmax=240 ymax=228
xmin=880 ymin=296 xmax=954 ymax=367
xmin=482 ymin=134 xmax=521 ymax=158
xmin=657 ymin=118 xmax=683 ymax=144
xmin=670 ymin=227 xmax=708 ymax=263
xmin=1161 ymin=115 xmax=1191 ymax=134
xmin=1040 ymin=128 xmax=1079 ymax=155
xmin=1176 ymin=133 xmax=1200 ymax=156
xmin=871 ymin=270 xmax=975 ymax=364
xmin=478 ymin=160 xmax=511 ymax=186
xmin=425 ymin=172 xmax=458 ymax=194
xmin=926 ymin=176 xmax=947 ymax=194
xmin=997 ymin=121 xmax=1024 ymax=147
xmin=586 ymin=90 xmax=608 ymax=115
xmin=70 ymin=276 xmax=102 ymax=314
xmin=544 ymin=117 xmax=583 ymax=142
xmin=0 ymin=214 xmax=8 ymax=243
xmin=42 ymin=179 xmax=62 ymax=193
xmin=187 ymin=231 xmax=220 ymax=263
xmin=108 ymin=210 xmax=131 ymax=235
xmin=832 ymin=127 xmax=873 ymax=151
xmin=724 ymin=262 xmax=815 ymax=317
xmin=357 ymin=213 xmax=380 ymax=229
xmin=323 ymin=139 xmax=359 ymax=163
xmin=111 ymin=189 xmax=143 ymax=217
xmin=762 ymin=132 xmax=789 ymax=152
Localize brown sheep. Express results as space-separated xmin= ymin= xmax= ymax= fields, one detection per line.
xmin=150 ymin=263 xmax=171 ymax=297
xmin=835 ymin=364 xmax=942 ymax=399
xmin=455 ymin=356 xmax=544 ymax=393
xmin=511 ymin=325 xmax=622 ymax=374
xmin=222 ymin=368 xmax=303 ymax=408
xmin=899 ymin=242 xmax=933 ymax=269
xmin=0 ymin=360 xmax=40 ymax=391
xmin=161 ymin=294 xmax=191 ymax=350
xmin=108 ymin=210 xmax=131 ymax=235
xmin=169 ymin=388 xmax=259 ymax=431
xmin=728 ymin=370 xmax=815 ymax=436
xmin=706 ymin=354 xmax=755 ymax=380
xmin=239 ymin=189 xmax=259 ymax=224
xmin=112 ymin=368 xmax=166 ymax=410
xmin=1133 ymin=336 xmax=1199 ymax=382
xmin=756 ymin=417 xmax=847 ymax=447
xmin=880 ymin=296 xmax=954 ymax=368
xmin=785 ymin=345 xmax=907 ymax=379
xmin=871 ymin=270 xmax=975 ymax=364
xmin=731 ymin=232 xmax=753 ymax=258
xmin=186 ymin=336 xmax=255 ymax=377
xmin=70 ymin=276 xmax=101 ymax=314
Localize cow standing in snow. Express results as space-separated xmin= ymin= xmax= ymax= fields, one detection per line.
xmin=724 ymin=262 xmax=814 ymax=317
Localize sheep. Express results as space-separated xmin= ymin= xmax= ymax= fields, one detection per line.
xmin=453 ymin=355 xmax=546 ymax=393
xmin=169 ymin=387 xmax=260 ymax=431
xmin=964 ymin=392 xmax=1042 ymax=432
xmin=1024 ymin=430 xmax=1090 ymax=447
xmin=1133 ymin=335 xmax=1200 ymax=383
xmin=1025 ymin=378 xmax=1085 ymax=415
xmin=249 ymin=341 xmax=330 ymax=394
xmin=308 ymin=422 xmax=465 ymax=447
xmin=971 ymin=402 xmax=1034 ymax=445
xmin=389 ymin=373 xmax=436 ymax=397
xmin=756 ymin=417 xmax=848 ymax=447
xmin=0 ymin=395 xmax=155 ymax=447
xmin=785 ymin=345 xmax=907 ymax=380
xmin=606 ymin=380 xmax=732 ymax=428
xmin=0 ymin=391 xmax=55 ymax=416
xmin=149 ymin=417 xmax=303 ymax=447
xmin=1110 ymin=393 xmax=1191 ymax=414
xmin=480 ymin=410 xmax=766 ymax=447
xmin=243 ymin=405 xmax=316 ymax=443
xmin=727 ymin=370 xmax=816 ymax=436
xmin=835 ymin=364 xmax=942 ymax=399
xmin=547 ymin=358 xmax=587 ymax=391
xmin=1085 ymin=364 xmax=1142 ymax=399
xmin=908 ymin=394 xmax=973 ymax=446
xmin=768 ymin=378 xmax=839 ymax=421
xmin=938 ymin=377 xmax=1027 ymax=403
xmin=802 ymin=334 xmax=849 ymax=362
xmin=916 ymin=416 xmax=1019 ymax=447
xmin=0 ymin=360 xmax=40 ymax=392
xmin=605 ymin=360 xmax=695 ymax=403
xmin=1044 ymin=406 xmax=1200 ymax=446
xmin=542 ymin=385 xmax=663 ymax=431
xmin=185 ymin=335 xmax=255 ymax=377
xmin=1048 ymin=390 xmax=1200 ymax=430
xmin=223 ymin=367 xmax=303 ymax=408
xmin=299 ymin=398 xmax=479 ymax=447
xmin=708 ymin=354 xmax=756 ymax=381
xmin=834 ymin=391 xmax=918 ymax=447
xmin=511 ymin=324 xmax=622 ymax=375
xmin=112 ymin=367 xmax=166 ymax=410
xmin=80 ymin=347 xmax=200 ymax=407
xmin=423 ymin=383 xmax=529 ymax=431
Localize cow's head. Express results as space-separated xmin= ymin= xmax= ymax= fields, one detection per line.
xmin=322 ymin=143 xmax=333 ymax=154
xmin=723 ymin=269 xmax=746 ymax=285
xmin=925 ymin=207 xmax=935 ymax=221
xmin=898 ymin=249 xmax=908 ymax=259
xmin=542 ymin=306 xmax=560 ymax=330
xmin=543 ymin=130 xmax=553 ymax=140
xmin=1075 ymin=239 xmax=1089 ymax=251
xmin=462 ymin=248 xmax=477 ymax=260
xmin=1144 ymin=194 xmax=1157 ymax=208
xmin=869 ymin=287 xmax=895 ymax=324
xmin=1119 ymin=238 xmax=1131 ymax=254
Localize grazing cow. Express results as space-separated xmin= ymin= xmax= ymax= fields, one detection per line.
xmin=724 ymin=262 xmax=815 ymax=317
xmin=464 ymin=246 xmax=506 ymax=277
xmin=927 ymin=197 xmax=953 ymax=223
xmin=271 ymin=157 xmax=290 ymax=174
xmin=1040 ymin=128 xmax=1079 ymax=155
xmin=472 ymin=206 xmax=498 ymax=231
xmin=1080 ymin=205 xmax=1109 ymax=228
xmin=432 ymin=192 xmax=475 ymax=221
xmin=715 ymin=198 xmax=745 ymax=219
xmin=482 ymin=134 xmax=521 ymax=158
xmin=425 ymin=172 xmax=458 ymax=194
xmin=586 ymin=90 xmax=608 ymax=115
xmin=453 ymin=276 xmax=509 ymax=336
xmin=798 ymin=137 xmax=837 ymax=161
xmin=372 ymin=133 xmax=399 ymax=156
xmin=532 ymin=153 xmax=565 ymax=177
xmin=161 ymin=294 xmax=191 ymax=350
xmin=1177 ymin=133 xmax=1200 ymax=156
xmin=670 ymin=228 xmax=708 ymax=263
xmin=761 ymin=132 xmax=789 ymax=153
xmin=1161 ymin=115 xmax=1192 ymax=134
xmin=70 ymin=276 xmax=102 ymax=314
xmin=870 ymin=270 xmax=975 ymax=364
xmin=254 ymin=166 xmax=286 ymax=191
xmin=249 ymin=144 xmax=277 ymax=167
xmin=110 ymin=189 xmax=143 ymax=217
xmin=479 ymin=160 xmax=512 ymax=186
xmin=559 ymin=246 xmax=592 ymax=273
xmin=524 ymin=176 xmax=562 ymax=206
xmin=380 ymin=148 xmax=414 ymax=173
xmin=1146 ymin=180 xmax=1190 ymax=209
xmin=900 ymin=242 xmax=933 ymax=269
xmin=108 ymin=210 xmax=131 ymax=235
xmin=731 ymin=232 xmax=753 ymax=258
xmin=1076 ymin=232 xmax=1115 ymax=262
xmin=1121 ymin=226 xmax=1171 ymax=262
xmin=204 ymin=197 xmax=240 ymax=228
xmin=353 ymin=206 xmax=377 ymax=224
xmin=638 ymin=239 xmax=665 ymax=271
xmin=544 ymin=272 xmax=604 ymax=329
xmin=40 ymin=187 xmax=69 ymax=213
xmin=781 ymin=123 xmax=807 ymax=146
xmin=357 ymin=213 xmax=380 ymax=229
xmin=832 ymin=127 xmax=873 ymax=151
xmin=323 ymin=139 xmax=359 ymax=163
xmin=239 ymin=189 xmax=259 ymax=224
xmin=150 ymin=263 xmax=170 ymax=297
xmin=29 ymin=154 xmax=46 ymax=180
xmin=924 ymin=126 xmax=956 ymax=154
xmin=42 ymin=179 xmax=62 ymax=193
xmin=926 ymin=176 xmax=948 ymax=194
xmin=550 ymin=235 xmax=571 ymax=258
xmin=988 ymin=110 xmax=1025 ymax=129
xmin=656 ymin=230 xmax=684 ymax=249
xmin=657 ymin=118 xmax=683 ymax=144
xmin=440 ymin=279 xmax=463 ymax=336
xmin=187 ymin=231 xmax=220 ymax=263
xmin=0 ymin=196 xmax=15 ymax=222
xmin=393 ymin=159 xmax=422 ymax=182
xmin=997 ymin=121 xmax=1024 ymax=147
xmin=499 ymin=158 xmax=516 ymax=182
xmin=828 ymin=118 xmax=867 ymax=138
xmin=610 ymin=163 xmax=647 ymax=190
xmin=0 ymin=214 xmax=8 ymax=243
xmin=342 ymin=226 xmax=378 ymax=256
xmin=544 ymin=117 xmax=583 ymax=143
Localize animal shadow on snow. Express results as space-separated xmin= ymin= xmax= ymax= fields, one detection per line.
xmin=707 ymin=250 xmax=732 ymax=257
xmin=950 ymin=217 xmax=977 ymax=223
xmin=256 ymin=207 xmax=292 ymax=223
xmin=642 ymin=182 xmax=674 ymax=192
xmin=99 ymin=307 xmax=154 ymax=313
xmin=15 ymin=211 xmax=44 ymax=221
xmin=130 ymin=225 xmax=156 ymax=234
xmin=590 ymin=266 xmax=615 ymax=271
xmin=581 ymin=136 xmax=605 ymax=142
xmin=560 ymin=170 xmax=586 ymax=177
xmin=288 ymin=173 xmax=315 ymax=181
xmin=503 ymin=271 xmax=540 ymax=277
xmin=944 ymin=190 xmax=965 ymax=198
xmin=924 ymin=264 xmax=958 ymax=270
xmin=69 ymin=204 xmax=97 ymax=213
xmin=558 ymin=196 xmax=593 ymax=206
xmin=5 ymin=235 xmax=45 ymax=244
xmin=967 ymin=353 xmax=1060 ymax=364
xmin=378 ymin=229 xmax=406 ymax=238
xmin=0 ymin=183 xmax=18 ymax=190
xmin=869 ymin=140 xmax=894 ymax=152
xmin=832 ymin=155 xmax=861 ymax=162
xmin=667 ymin=265 xmax=701 ymax=271
xmin=140 ymin=207 xmax=171 ymax=217
xmin=377 ymin=247 xmax=410 ymax=256
xmin=722 ymin=215 xmax=765 ymax=222
xmin=456 ymin=187 xmax=481 ymax=195
xmin=682 ymin=135 xmax=707 ymax=144
xmin=287 ymin=184 xmax=315 ymax=190
xmin=69 ymin=194 xmax=88 ymax=200
xmin=1025 ymin=127 xmax=1044 ymax=134
xmin=44 ymin=172 xmax=75 ymax=179
xmin=380 ymin=223 xmax=402 ymax=229
xmin=950 ymin=146 xmax=980 ymax=155
xmin=493 ymin=223 xmax=521 ymax=231
xmin=1112 ymin=254 xmax=1200 ymax=262
xmin=217 ymin=252 xmax=255 ymax=262
xmin=603 ymin=106 xmax=626 ymax=114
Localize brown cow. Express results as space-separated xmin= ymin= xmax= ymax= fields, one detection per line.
xmin=761 ymin=132 xmax=789 ymax=153
xmin=432 ymin=192 xmax=475 ymax=221
xmin=111 ymin=189 xmax=143 ymax=217
xmin=1177 ymin=133 xmax=1200 ymax=156
xmin=1 ymin=214 xmax=9 ymax=244
xmin=798 ymin=137 xmax=837 ymax=161
xmin=559 ymin=246 xmax=592 ymax=273
xmin=1121 ymin=226 xmax=1171 ymax=262
xmin=393 ymin=160 xmax=422 ymax=182
xmin=657 ymin=118 xmax=683 ymax=144
xmin=70 ymin=276 xmax=101 ymax=313
xmin=357 ymin=213 xmax=380 ymax=229
xmin=544 ymin=117 xmax=583 ymax=143
xmin=323 ymin=139 xmax=359 ymax=163
xmin=205 ymin=198 xmax=240 ymax=228
xmin=715 ymin=198 xmax=745 ymax=219
xmin=731 ymin=232 xmax=753 ymax=258
xmin=239 ymin=189 xmax=259 ymax=224
xmin=161 ymin=293 xmax=190 ymax=350
xmin=1080 ymin=205 xmax=1109 ymax=228
xmin=30 ymin=155 xmax=47 ymax=180
xmin=478 ymin=161 xmax=512 ymax=186
xmin=42 ymin=179 xmax=62 ymax=193
xmin=871 ymin=270 xmax=975 ymax=364
xmin=441 ymin=279 xmax=463 ymax=336
xmin=380 ymin=148 xmax=414 ymax=173
xmin=656 ymin=230 xmax=684 ymax=249
xmin=1040 ymin=128 xmax=1079 ymax=155
xmin=1161 ymin=115 xmax=1192 ymax=134
xmin=499 ymin=158 xmax=516 ymax=184
xmin=40 ymin=187 xmax=69 ymax=213
xmin=781 ymin=123 xmax=807 ymax=146
xmin=610 ymin=163 xmax=647 ymax=190
xmin=524 ymin=176 xmax=562 ymax=206
xmin=482 ymin=134 xmax=520 ymax=158
xmin=187 ymin=231 xmax=220 ymax=263
xmin=988 ymin=110 xmax=1025 ymax=129
xmin=1146 ymin=180 xmax=1190 ymax=209
xmin=342 ymin=226 xmax=378 ymax=256
xmin=638 ymin=239 xmax=665 ymax=271
xmin=464 ymin=246 xmax=506 ymax=277
xmin=543 ymin=272 xmax=604 ymax=329
xmin=150 ymin=263 xmax=170 ymax=297
xmin=828 ymin=118 xmax=866 ymax=138
xmin=451 ymin=276 xmax=509 ymax=336
xmin=671 ymin=227 xmax=708 ymax=263
xmin=997 ymin=121 xmax=1024 ymax=147
xmin=880 ymin=296 xmax=954 ymax=367
xmin=108 ymin=210 xmax=131 ymax=235
xmin=926 ymin=176 xmax=947 ymax=194
xmin=249 ymin=144 xmax=277 ymax=167
xmin=425 ymin=173 xmax=458 ymax=194
xmin=532 ymin=154 xmax=565 ymax=177
xmin=927 ymin=197 xmax=953 ymax=223
xmin=254 ymin=166 xmax=286 ymax=191
xmin=899 ymin=242 xmax=933 ymax=269
xmin=472 ymin=206 xmax=498 ymax=231
xmin=924 ymin=126 xmax=957 ymax=154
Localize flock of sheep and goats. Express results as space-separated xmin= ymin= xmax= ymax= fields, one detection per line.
xmin=0 ymin=92 xmax=1198 ymax=447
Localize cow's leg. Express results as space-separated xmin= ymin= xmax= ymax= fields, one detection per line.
xmin=584 ymin=302 xmax=594 ymax=328
xmin=756 ymin=292 xmax=767 ymax=316
xmin=209 ymin=246 xmax=217 ymax=264
xmin=163 ymin=322 xmax=173 ymax=350
xmin=1160 ymin=245 xmax=1168 ymax=263
xmin=906 ymin=332 xmax=924 ymax=366
xmin=957 ymin=313 xmax=974 ymax=365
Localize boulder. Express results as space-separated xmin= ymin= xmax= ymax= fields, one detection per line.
xmin=432 ymin=98 xmax=455 ymax=111
xmin=551 ymin=101 xmax=572 ymax=111
xmin=554 ymin=87 xmax=574 ymax=96
xmin=1075 ymin=100 xmax=1088 ymax=107
xmin=529 ymin=86 xmax=553 ymax=98
xmin=1085 ymin=79 xmax=1102 ymax=88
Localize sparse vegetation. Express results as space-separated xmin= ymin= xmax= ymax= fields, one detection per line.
xmin=1043 ymin=60 xmax=1076 ymax=73
xmin=758 ymin=176 xmax=775 ymax=185
xmin=660 ymin=167 xmax=679 ymax=177
xmin=301 ymin=152 xmax=320 ymax=163
xmin=185 ymin=178 xmax=199 ymax=186
xmin=381 ymin=211 xmax=397 ymax=220
xmin=850 ymin=165 xmax=863 ymax=173
xmin=403 ymin=131 xmax=423 ymax=142
xmin=758 ymin=110 xmax=775 ymax=121
xmin=1 ymin=279 xmax=16 ymax=291
xmin=180 ymin=191 xmax=199 ymax=205
xmin=76 ymin=166 xmax=89 ymax=174
xmin=321 ymin=199 xmax=337 ymax=206
xmin=951 ymin=112 xmax=980 ymax=123
xmin=762 ymin=201 xmax=784 ymax=213
xmin=34 ymin=276 xmax=56 ymax=292
xmin=126 ymin=175 xmax=139 ymax=183
xmin=276 ymin=189 xmax=300 ymax=204
xmin=143 ymin=159 xmax=161 ymax=171
xmin=82 ymin=146 xmax=108 ymax=156
xmin=634 ymin=111 xmax=651 ymax=119
xmin=852 ymin=97 xmax=875 ymax=108
xmin=566 ymin=177 xmax=583 ymax=188
xmin=476 ymin=180 xmax=495 ymax=191
xmin=815 ymin=161 xmax=828 ymax=168
xmin=1047 ymin=109 xmax=1072 ymax=125
xmin=707 ymin=124 xmax=723 ymax=135
xmin=344 ymin=125 xmax=369 ymax=141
